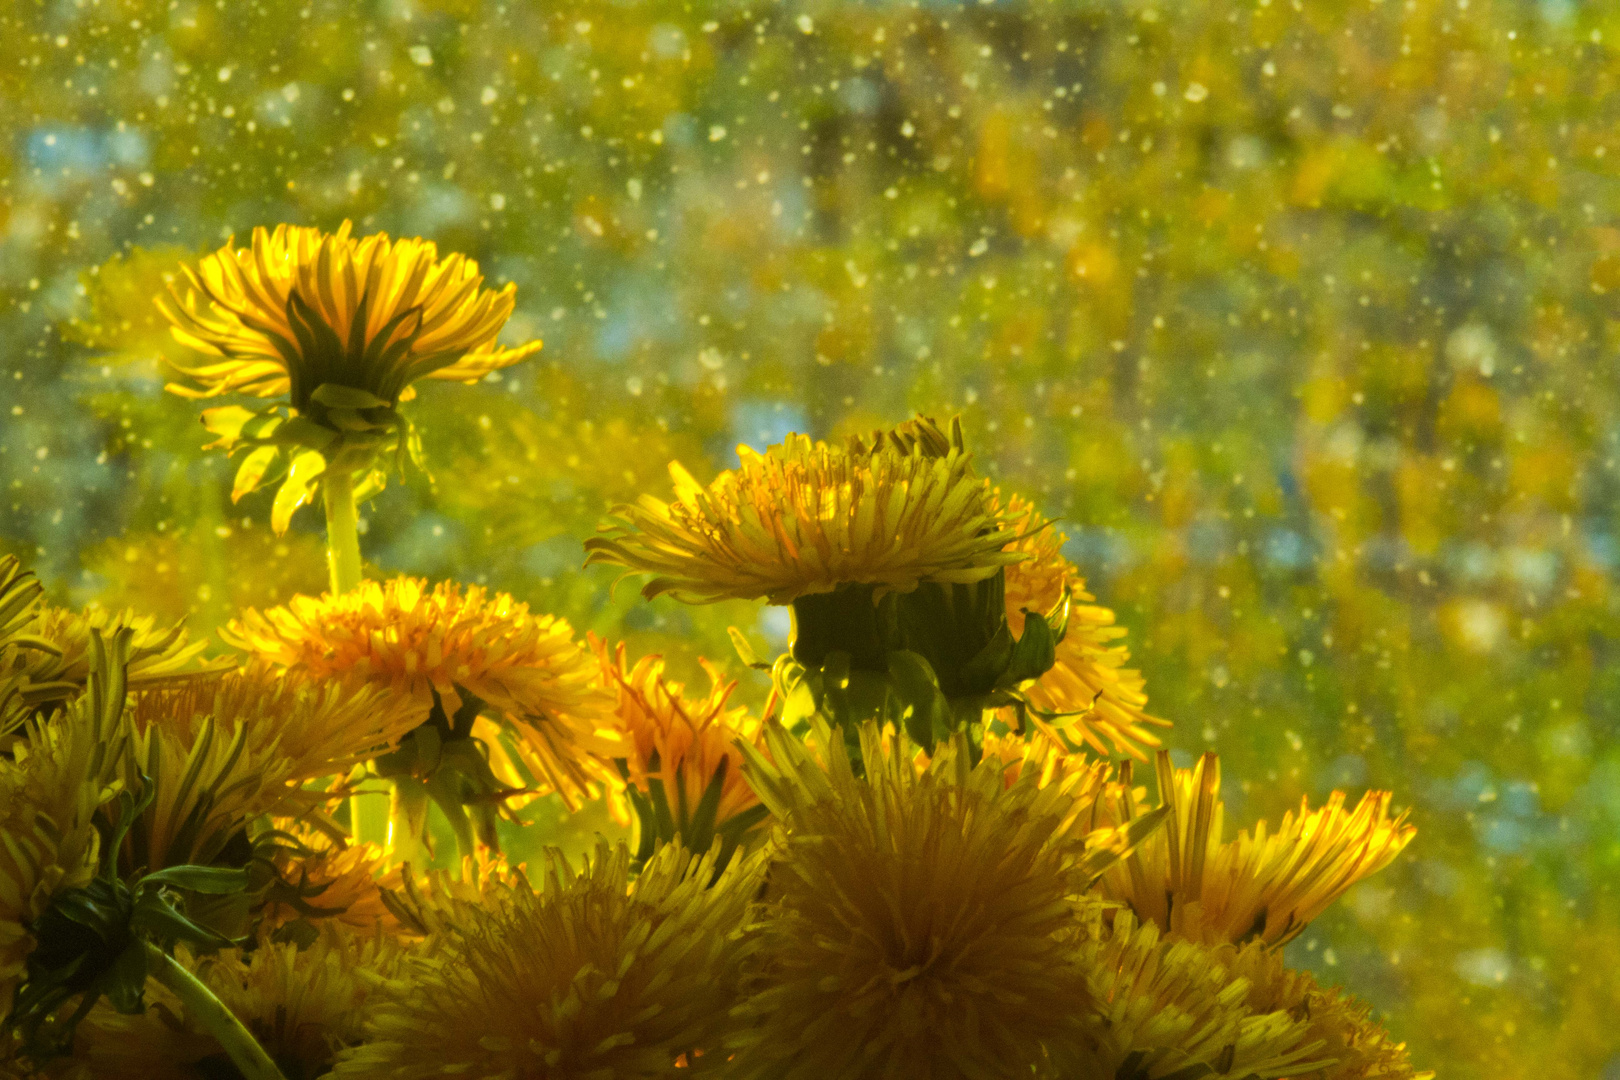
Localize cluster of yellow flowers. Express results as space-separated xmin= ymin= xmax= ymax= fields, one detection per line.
xmin=0 ymin=224 xmax=1428 ymax=1080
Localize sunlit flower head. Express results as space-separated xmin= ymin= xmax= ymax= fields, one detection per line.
xmin=1226 ymin=942 xmax=1433 ymax=1080
xmin=221 ymin=576 xmax=619 ymax=803
xmin=1095 ymin=751 xmax=1416 ymax=947
xmin=158 ymin=220 xmax=541 ymax=408
xmin=131 ymin=661 xmax=421 ymax=787
xmin=74 ymin=924 xmax=407 ymax=1080
xmin=257 ymin=823 xmax=403 ymax=935
xmin=996 ymin=494 xmax=1171 ymax=759
xmin=1 ymin=600 xmax=230 ymax=733
xmin=333 ymin=841 xmax=763 ymax=1080
xmin=585 ymin=418 xmax=1029 ymax=605
xmin=376 ymin=852 xmax=530 ymax=939
xmin=597 ymin=637 xmax=769 ymax=857
xmin=1049 ymin=909 xmax=1329 ymax=1080
xmin=727 ymin=721 xmax=1163 ymax=1079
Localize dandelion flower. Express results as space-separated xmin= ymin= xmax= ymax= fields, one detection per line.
xmin=1 ymin=601 xmax=229 ymax=732
xmin=598 ymin=637 xmax=769 ymax=863
xmin=1095 ymin=751 xmax=1416 ymax=947
xmin=257 ymin=824 xmax=403 ymax=935
xmin=333 ymin=841 xmax=763 ymax=1079
xmin=585 ymin=422 xmax=1028 ymax=605
xmin=222 ymin=576 xmax=618 ymax=805
xmin=158 ymin=220 xmax=540 ymax=407
xmin=1226 ymin=943 xmax=1433 ymax=1080
xmin=996 ymin=495 xmax=1170 ymax=758
xmin=727 ymin=721 xmax=1165 ymax=1079
xmin=74 ymin=924 xmax=407 ymax=1080
xmin=1049 ymin=910 xmax=1328 ymax=1079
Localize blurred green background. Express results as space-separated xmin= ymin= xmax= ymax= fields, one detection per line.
xmin=3 ymin=1 xmax=1618 ymax=1075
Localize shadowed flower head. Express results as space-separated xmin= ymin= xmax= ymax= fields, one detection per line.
xmin=597 ymin=637 xmax=769 ymax=866
xmin=333 ymin=841 xmax=764 ymax=1079
xmin=257 ymin=824 xmax=402 ymax=936
xmin=1049 ymin=910 xmax=1329 ymax=1080
xmin=1095 ymin=751 xmax=1416 ymax=947
xmin=996 ymin=494 xmax=1171 ymax=759
xmin=585 ymin=417 xmax=1028 ymax=605
xmin=74 ymin=924 xmax=408 ymax=1080
xmin=158 ymin=220 xmax=540 ymax=408
xmin=727 ymin=720 xmax=1167 ymax=1079
xmin=222 ymin=576 xmax=618 ymax=805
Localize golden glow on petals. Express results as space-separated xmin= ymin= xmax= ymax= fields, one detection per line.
xmin=996 ymin=494 xmax=1171 ymax=760
xmin=333 ymin=842 xmax=763 ymax=1079
xmin=260 ymin=824 xmax=403 ymax=934
xmin=597 ymin=637 xmax=766 ymax=833
xmin=727 ymin=723 xmax=1147 ymax=1079
xmin=1096 ymin=751 xmax=1416 ymax=947
xmin=158 ymin=220 xmax=541 ymax=406
xmin=1054 ymin=910 xmax=1331 ymax=1080
xmin=221 ymin=576 xmax=619 ymax=803
xmin=585 ymin=429 xmax=1029 ymax=605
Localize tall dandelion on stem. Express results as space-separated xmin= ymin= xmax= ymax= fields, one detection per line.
xmin=158 ymin=221 xmax=542 ymax=843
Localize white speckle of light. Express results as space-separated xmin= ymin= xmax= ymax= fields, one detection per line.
xmin=481 ymin=86 xmax=497 ymax=106
xmin=797 ymin=14 xmax=814 ymax=33
xmin=627 ymin=177 xmax=643 ymax=201
xmin=217 ymin=66 xmax=233 ymax=82
xmin=709 ymin=124 xmax=728 ymax=142
xmin=409 ymin=45 xmax=433 ymax=66
xmin=574 ymin=20 xmax=592 ymax=35
xmin=489 ymin=193 xmax=506 ymax=211
xmin=1184 ymin=83 xmax=1209 ymax=103
xmin=900 ymin=120 xmax=915 ymax=137
xmin=968 ymin=238 xmax=989 ymax=257
xmin=698 ymin=348 xmax=725 ymax=371
xmin=625 ymin=376 xmax=643 ymax=396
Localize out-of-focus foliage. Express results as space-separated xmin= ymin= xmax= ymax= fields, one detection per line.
xmin=2 ymin=1 xmax=1617 ymax=1076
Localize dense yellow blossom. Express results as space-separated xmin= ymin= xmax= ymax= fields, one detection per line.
xmin=258 ymin=824 xmax=402 ymax=935
xmin=598 ymin=637 xmax=767 ymax=842
xmin=1049 ymin=911 xmax=1328 ymax=1080
xmin=997 ymin=495 xmax=1170 ymax=759
xmin=158 ymin=220 xmax=542 ymax=406
xmin=333 ymin=841 xmax=762 ymax=1079
xmin=1096 ymin=752 xmax=1415 ymax=947
xmin=73 ymin=925 xmax=408 ymax=1080
xmin=221 ymin=576 xmax=618 ymax=804
xmin=727 ymin=721 xmax=1163 ymax=1079
xmin=585 ymin=425 xmax=1028 ymax=605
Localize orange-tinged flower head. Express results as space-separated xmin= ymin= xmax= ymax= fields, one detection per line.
xmin=258 ymin=823 xmax=403 ymax=935
xmin=1095 ymin=751 xmax=1416 ymax=947
xmin=221 ymin=576 xmax=619 ymax=803
xmin=158 ymin=220 xmax=541 ymax=409
xmin=996 ymin=493 xmax=1172 ymax=759
xmin=597 ymin=637 xmax=767 ymax=840
xmin=585 ymin=421 xmax=1029 ymax=605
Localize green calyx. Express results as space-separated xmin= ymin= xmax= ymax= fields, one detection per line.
xmin=615 ymin=755 xmax=769 ymax=879
xmin=775 ymin=571 xmax=1069 ymax=763
xmin=6 ymin=783 xmax=250 ymax=1061
xmin=370 ymin=687 xmax=528 ymax=864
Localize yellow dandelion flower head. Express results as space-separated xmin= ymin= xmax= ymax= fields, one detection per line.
xmin=1096 ymin=751 xmax=1416 ymax=948
xmin=375 ymin=852 xmax=530 ymax=939
xmin=333 ymin=841 xmax=764 ymax=1079
xmin=1226 ymin=941 xmax=1434 ymax=1080
xmin=1052 ymin=909 xmax=1330 ymax=1080
xmin=1 ymin=600 xmax=231 ymax=732
xmin=727 ymin=721 xmax=1161 ymax=1079
xmin=978 ymin=728 xmax=1114 ymax=799
xmin=222 ymin=576 xmax=619 ymax=802
xmin=597 ymin=636 xmax=767 ymax=834
xmin=157 ymin=220 xmax=541 ymax=408
xmin=585 ymin=417 xmax=1029 ymax=605
xmin=258 ymin=822 xmax=403 ymax=935
xmin=74 ymin=924 xmax=408 ymax=1080
xmin=994 ymin=493 xmax=1171 ymax=759
xmin=131 ymin=661 xmax=421 ymax=787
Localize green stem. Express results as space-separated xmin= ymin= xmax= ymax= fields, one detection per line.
xmin=322 ymin=469 xmax=363 ymax=596
xmin=145 ymin=943 xmax=287 ymax=1080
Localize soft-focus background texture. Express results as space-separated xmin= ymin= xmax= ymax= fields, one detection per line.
xmin=2 ymin=1 xmax=1617 ymax=1076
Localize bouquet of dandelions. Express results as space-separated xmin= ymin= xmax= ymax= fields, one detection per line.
xmin=0 ymin=223 xmax=1430 ymax=1080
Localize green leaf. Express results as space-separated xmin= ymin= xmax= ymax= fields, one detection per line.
xmin=886 ymin=650 xmax=952 ymax=751
xmin=103 ymin=942 xmax=149 ymax=1014
xmin=140 ymin=865 xmax=251 ymax=895
xmin=230 ymin=444 xmax=281 ymax=502
xmin=270 ymin=449 xmax=326 ymax=534
xmin=727 ymin=626 xmax=772 ymax=669
xmin=1000 ymin=610 xmax=1057 ymax=688
xmin=309 ymin=382 xmax=391 ymax=410
xmin=198 ymin=405 xmax=256 ymax=445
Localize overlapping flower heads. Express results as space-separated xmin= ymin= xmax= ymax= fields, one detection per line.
xmin=1095 ymin=751 xmax=1416 ymax=947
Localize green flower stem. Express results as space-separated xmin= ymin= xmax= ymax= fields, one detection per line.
xmin=145 ymin=942 xmax=287 ymax=1080
xmin=322 ymin=468 xmax=363 ymax=596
